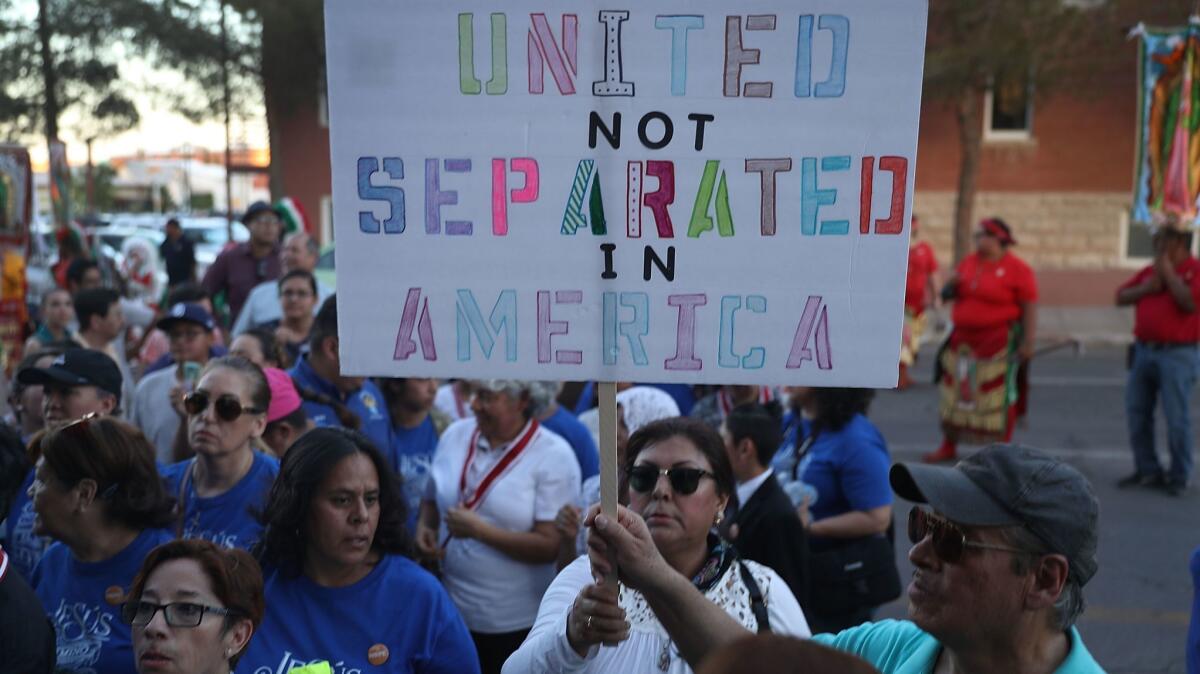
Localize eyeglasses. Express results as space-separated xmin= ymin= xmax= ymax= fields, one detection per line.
xmin=183 ymin=391 xmax=263 ymax=421
xmin=627 ymin=465 xmax=714 ymax=495
xmin=121 ymin=600 xmax=236 ymax=628
xmin=907 ymin=508 xmax=1029 ymax=563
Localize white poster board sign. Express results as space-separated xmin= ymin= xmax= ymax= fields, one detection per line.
xmin=325 ymin=1 xmax=928 ymax=387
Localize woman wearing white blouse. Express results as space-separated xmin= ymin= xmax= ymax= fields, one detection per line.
xmin=417 ymin=379 xmax=581 ymax=674
xmin=504 ymin=417 xmax=810 ymax=673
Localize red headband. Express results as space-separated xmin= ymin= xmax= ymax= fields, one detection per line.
xmin=980 ymin=218 xmax=1015 ymax=245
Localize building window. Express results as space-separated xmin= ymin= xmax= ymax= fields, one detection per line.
xmin=983 ymin=76 xmax=1033 ymax=142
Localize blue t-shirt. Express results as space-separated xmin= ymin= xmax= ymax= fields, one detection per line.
xmin=812 ymin=619 xmax=1103 ymax=673
xmin=237 ymin=554 xmax=480 ymax=674
xmin=798 ymin=413 xmax=892 ymax=545
xmin=4 ymin=469 xmax=49 ymax=581
xmin=289 ymin=355 xmax=393 ymax=461
xmin=542 ymin=406 xmax=599 ymax=481
xmin=161 ymin=451 xmax=279 ymax=550
xmin=32 ymin=528 xmax=175 ymax=674
xmin=390 ymin=415 xmax=440 ymax=526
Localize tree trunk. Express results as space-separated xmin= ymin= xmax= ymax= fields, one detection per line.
xmin=36 ymin=0 xmax=59 ymax=143
xmin=261 ymin=14 xmax=286 ymax=201
xmin=953 ymin=86 xmax=984 ymax=264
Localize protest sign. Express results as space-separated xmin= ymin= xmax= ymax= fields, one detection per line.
xmin=325 ymin=1 xmax=928 ymax=387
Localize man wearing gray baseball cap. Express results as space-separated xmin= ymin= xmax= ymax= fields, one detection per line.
xmin=582 ymin=444 xmax=1104 ymax=673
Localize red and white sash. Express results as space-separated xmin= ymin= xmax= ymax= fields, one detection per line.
xmin=458 ymin=419 xmax=540 ymax=511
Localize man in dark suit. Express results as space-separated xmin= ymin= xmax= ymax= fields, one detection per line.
xmin=722 ymin=401 xmax=810 ymax=608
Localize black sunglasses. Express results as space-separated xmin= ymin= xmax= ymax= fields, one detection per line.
xmin=183 ymin=391 xmax=262 ymax=421
xmin=627 ymin=465 xmax=714 ymax=495
xmin=121 ymin=600 xmax=236 ymax=628
xmin=907 ymin=508 xmax=1027 ymax=563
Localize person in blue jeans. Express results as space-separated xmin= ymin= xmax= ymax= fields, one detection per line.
xmin=1116 ymin=226 xmax=1200 ymax=496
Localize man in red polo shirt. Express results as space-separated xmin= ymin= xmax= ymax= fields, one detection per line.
xmin=900 ymin=214 xmax=939 ymax=388
xmin=1116 ymin=226 xmax=1200 ymax=496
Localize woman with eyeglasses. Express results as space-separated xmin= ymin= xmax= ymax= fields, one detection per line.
xmin=504 ymin=417 xmax=809 ymax=674
xmin=125 ymin=539 xmax=264 ymax=674
xmin=417 ymin=379 xmax=580 ymax=674
xmin=161 ymin=356 xmax=279 ymax=551
xmin=238 ymin=427 xmax=479 ymax=673
xmin=268 ymin=271 xmax=318 ymax=366
xmin=27 ymin=416 xmax=176 ymax=673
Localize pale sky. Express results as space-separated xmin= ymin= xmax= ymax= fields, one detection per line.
xmin=16 ymin=2 xmax=268 ymax=169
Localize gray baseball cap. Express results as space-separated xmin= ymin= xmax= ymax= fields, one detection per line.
xmin=890 ymin=444 xmax=1100 ymax=585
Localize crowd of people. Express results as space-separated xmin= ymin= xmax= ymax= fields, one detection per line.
xmin=0 ymin=207 xmax=1192 ymax=673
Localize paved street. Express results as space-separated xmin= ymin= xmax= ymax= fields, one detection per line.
xmin=870 ymin=343 xmax=1196 ymax=673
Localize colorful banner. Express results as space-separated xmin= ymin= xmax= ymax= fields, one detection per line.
xmin=1133 ymin=21 xmax=1200 ymax=226
xmin=0 ymin=145 xmax=31 ymax=372
xmin=48 ymin=139 xmax=71 ymax=228
xmin=325 ymin=1 xmax=928 ymax=387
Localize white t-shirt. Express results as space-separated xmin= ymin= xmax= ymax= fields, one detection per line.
xmin=503 ymin=555 xmax=811 ymax=673
xmin=130 ymin=367 xmax=183 ymax=464
xmin=429 ymin=418 xmax=581 ymax=634
xmin=434 ymin=383 xmax=474 ymax=421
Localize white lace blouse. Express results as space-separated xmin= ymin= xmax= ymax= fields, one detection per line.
xmin=503 ymin=555 xmax=811 ymax=673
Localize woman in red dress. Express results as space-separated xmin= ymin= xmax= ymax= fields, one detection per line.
xmin=925 ymin=218 xmax=1037 ymax=462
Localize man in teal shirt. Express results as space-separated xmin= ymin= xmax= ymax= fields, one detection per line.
xmin=583 ymin=444 xmax=1105 ymax=673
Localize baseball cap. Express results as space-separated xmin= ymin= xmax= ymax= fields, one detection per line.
xmin=242 ymin=200 xmax=284 ymax=225
xmin=264 ymin=368 xmax=302 ymax=423
xmin=157 ymin=303 xmax=215 ymax=333
xmin=890 ymin=444 xmax=1099 ymax=584
xmin=17 ymin=349 xmax=123 ymax=401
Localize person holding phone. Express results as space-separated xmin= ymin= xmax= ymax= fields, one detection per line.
xmin=130 ymin=304 xmax=217 ymax=464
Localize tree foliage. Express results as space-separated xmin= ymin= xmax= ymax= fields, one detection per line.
xmin=923 ymin=0 xmax=1114 ymax=262
xmin=0 ymin=0 xmax=140 ymax=142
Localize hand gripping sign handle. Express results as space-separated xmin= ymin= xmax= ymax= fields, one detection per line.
xmin=597 ymin=381 xmax=619 ymax=589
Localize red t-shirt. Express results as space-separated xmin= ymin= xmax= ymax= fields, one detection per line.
xmin=905 ymin=241 xmax=939 ymax=313
xmin=1118 ymin=257 xmax=1200 ymax=344
xmin=951 ymin=252 xmax=1038 ymax=330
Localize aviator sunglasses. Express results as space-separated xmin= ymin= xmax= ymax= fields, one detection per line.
xmin=907 ymin=507 xmax=1028 ymax=563
xmin=627 ymin=465 xmax=714 ymax=495
xmin=183 ymin=391 xmax=263 ymax=421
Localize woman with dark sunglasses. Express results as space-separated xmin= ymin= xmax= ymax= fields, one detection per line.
xmin=505 ymin=417 xmax=809 ymax=673
xmin=239 ymin=428 xmax=479 ymax=674
xmin=125 ymin=539 xmax=264 ymax=674
xmin=161 ymin=356 xmax=279 ymax=552
xmin=27 ymin=416 xmax=176 ymax=673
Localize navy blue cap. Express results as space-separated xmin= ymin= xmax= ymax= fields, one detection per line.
xmin=242 ymin=200 xmax=283 ymax=225
xmin=17 ymin=349 xmax=123 ymax=401
xmin=157 ymin=303 xmax=215 ymax=332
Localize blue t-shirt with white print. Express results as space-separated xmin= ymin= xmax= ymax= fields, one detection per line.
xmin=32 ymin=527 xmax=175 ymax=674
xmin=389 ymin=415 xmax=439 ymax=527
xmin=4 ymin=469 xmax=50 ymax=580
xmin=237 ymin=554 xmax=480 ymax=674
xmin=161 ymin=451 xmax=279 ymax=550
xmin=289 ymin=355 xmax=393 ymax=463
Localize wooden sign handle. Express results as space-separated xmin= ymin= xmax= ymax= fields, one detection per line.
xmin=597 ymin=381 xmax=619 ymax=588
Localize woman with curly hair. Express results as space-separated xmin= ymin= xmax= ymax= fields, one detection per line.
xmin=240 ymin=427 xmax=479 ymax=673
xmin=28 ymin=416 xmax=176 ymax=673
xmin=778 ymin=387 xmax=896 ymax=633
